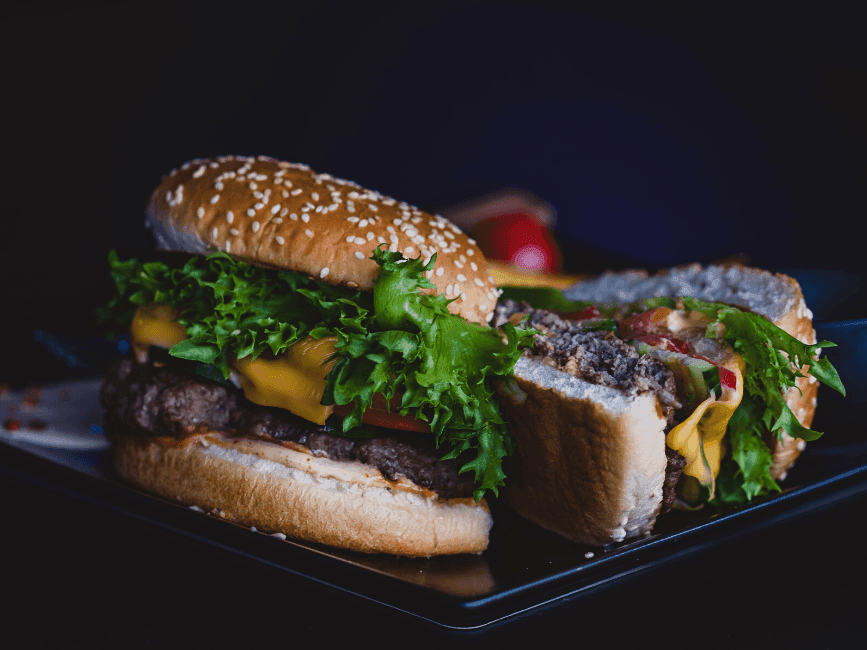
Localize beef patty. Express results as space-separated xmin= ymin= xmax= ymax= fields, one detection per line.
xmin=100 ymin=356 xmax=475 ymax=499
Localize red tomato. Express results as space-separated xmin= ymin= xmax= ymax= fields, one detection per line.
xmin=621 ymin=308 xmax=672 ymax=337
xmin=688 ymin=354 xmax=738 ymax=390
xmin=633 ymin=335 xmax=690 ymax=354
xmin=718 ymin=366 xmax=738 ymax=390
xmin=562 ymin=305 xmax=602 ymax=320
xmin=333 ymin=405 xmax=431 ymax=433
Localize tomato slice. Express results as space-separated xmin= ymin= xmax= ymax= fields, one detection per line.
xmin=688 ymin=353 xmax=738 ymax=391
xmin=561 ymin=305 xmax=602 ymax=320
xmin=621 ymin=307 xmax=672 ymax=337
xmin=332 ymin=404 xmax=432 ymax=433
xmin=633 ymin=335 xmax=690 ymax=354
xmin=718 ymin=366 xmax=737 ymax=390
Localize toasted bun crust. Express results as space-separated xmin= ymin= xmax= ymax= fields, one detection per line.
xmin=503 ymin=358 xmax=668 ymax=546
xmin=145 ymin=155 xmax=499 ymax=325
xmin=564 ymin=263 xmax=818 ymax=477
xmin=111 ymin=430 xmax=492 ymax=557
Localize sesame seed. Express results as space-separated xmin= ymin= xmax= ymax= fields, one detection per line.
xmin=355 ymin=251 xmax=365 ymax=259
xmin=305 ymin=229 xmax=314 ymax=237
xmin=474 ymin=278 xmax=485 ymax=287
xmin=366 ymin=232 xmax=375 ymax=241
xmin=271 ymin=204 xmax=281 ymax=214
xmin=347 ymin=216 xmax=359 ymax=223
xmin=215 ymin=182 xmax=224 ymax=190
xmin=226 ymin=240 xmax=231 ymax=253
xmin=212 ymin=227 xmax=218 ymax=239
xmin=320 ymin=267 xmax=329 ymax=278
xmin=254 ymin=202 xmax=264 ymax=210
xmin=197 ymin=206 xmax=206 ymax=218
xmin=405 ymin=246 xmax=415 ymax=254
xmin=210 ymin=194 xmax=220 ymax=204
xmin=226 ymin=211 xmax=234 ymax=223
xmin=291 ymin=188 xmax=303 ymax=196
xmin=368 ymin=204 xmax=378 ymax=211
xmin=311 ymin=192 xmax=319 ymax=201
xmin=247 ymin=209 xmax=256 ymax=217
xmin=446 ymin=285 xmax=453 ymax=296
xmin=229 ymin=228 xmax=239 ymax=235
xmin=386 ymin=226 xmax=396 ymax=234
xmin=457 ymin=274 xmax=467 ymax=282
xmin=390 ymin=234 xmax=398 ymax=243
xmin=467 ymin=248 xmax=475 ymax=256
xmin=470 ymin=262 xmax=478 ymax=271
xmin=252 ymin=222 xmax=260 ymax=232
xmin=455 ymin=260 xmax=464 ymax=269
xmin=377 ymin=236 xmax=386 ymax=244
xmin=359 ymin=219 xmax=368 ymax=228
xmin=436 ymin=267 xmax=444 ymax=277
xmin=460 ymin=254 xmax=467 ymax=263
xmin=282 ymin=190 xmax=289 ymax=198
xmin=454 ymin=283 xmax=462 ymax=294
xmin=389 ymin=243 xmax=398 ymax=252
xmin=480 ymin=302 xmax=488 ymax=311
xmin=290 ymin=213 xmax=298 ymax=221
xmin=354 ymin=237 xmax=365 ymax=245
xmin=346 ymin=236 xmax=355 ymax=243
xmin=394 ymin=219 xmax=402 ymax=226
xmin=193 ymin=165 xmax=206 ymax=178
xmin=486 ymin=312 xmax=494 ymax=323
xmin=276 ymin=236 xmax=285 ymax=245
xmin=460 ymin=293 xmax=467 ymax=302
xmin=301 ymin=214 xmax=310 ymax=223
xmin=249 ymin=181 xmax=258 ymax=190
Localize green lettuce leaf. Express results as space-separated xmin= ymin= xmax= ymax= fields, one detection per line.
xmin=682 ymin=296 xmax=845 ymax=507
xmin=101 ymin=247 xmax=532 ymax=500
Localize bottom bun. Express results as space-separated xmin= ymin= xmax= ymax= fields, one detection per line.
xmin=111 ymin=431 xmax=492 ymax=557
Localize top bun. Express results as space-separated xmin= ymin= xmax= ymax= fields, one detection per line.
xmin=146 ymin=155 xmax=500 ymax=325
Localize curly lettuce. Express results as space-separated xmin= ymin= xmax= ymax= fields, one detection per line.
xmin=100 ymin=247 xmax=533 ymax=500
xmin=683 ymin=297 xmax=845 ymax=506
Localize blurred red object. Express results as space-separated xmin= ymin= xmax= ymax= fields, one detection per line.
xmin=471 ymin=212 xmax=561 ymax=273
xmin=440 ymin=190 xmax=562 ymax=273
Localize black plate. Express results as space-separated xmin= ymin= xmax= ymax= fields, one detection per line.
xmin=3 ymin=313 xmax=867 ymax=630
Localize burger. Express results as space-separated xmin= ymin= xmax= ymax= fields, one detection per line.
xmin=98 ymin=155 xmax=534 ymax=557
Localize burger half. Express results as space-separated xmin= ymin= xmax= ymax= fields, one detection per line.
xmin=99 ymin=155 xmax=534 ymax=557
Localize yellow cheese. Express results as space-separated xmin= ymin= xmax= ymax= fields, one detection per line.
xmin=128 ymin=305 xmax=338 ymax=426
xmin=666 ymin=357 xmax=745 ymax=497
xmin=130 ymin=304 xmax=187 ymax=360
xmin=232 ymin=337 xmax=338 ymax=425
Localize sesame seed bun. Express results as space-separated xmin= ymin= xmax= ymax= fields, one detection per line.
xmin=146 ymin=155 xmax=500 ymax=325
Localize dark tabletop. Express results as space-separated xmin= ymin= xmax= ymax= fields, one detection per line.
xmin=3 ymin=1 xmax=866 ymax=646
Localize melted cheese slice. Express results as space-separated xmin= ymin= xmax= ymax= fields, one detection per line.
xmin=232 ymin=337 xmax=338 ymax=425
xmin=128 ymin=305 xmax=338 ymax=425
xmin=666 ymin=356 xmax=745 ymax=496
xmin=130 ymin=304 xmax=187 ymax=361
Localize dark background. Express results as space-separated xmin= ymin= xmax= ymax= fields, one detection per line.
xmin=3 ymin=1 xmax=866 ymax=646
